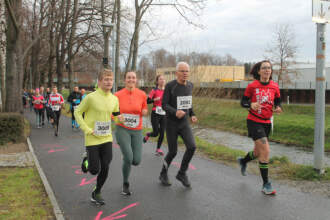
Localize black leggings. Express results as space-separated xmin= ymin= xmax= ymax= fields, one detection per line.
xmin=164 ymin=118 xmax=196 ymax=173
xmin=148 ymin=111 xmax=166 ymax=148
xmin=86 ymin=142 xmax=113 ymax=192
xmin=50 ymin=110 xmax=61 ymax=131
xmin=34 ymin=108 xmax=43 ymax=126
xmin=45 ymin=107 xmax=51 ymax=121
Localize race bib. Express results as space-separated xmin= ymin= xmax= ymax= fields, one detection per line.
xmin=155 ymin=106 xmax=166 ymax=115
xmin=122 ymin=114 xmax=140 ymax=128
xmin=94 ymin=121 xmax=111 ymax=136
xmin=73 ymin=105 xmax=78 ymax=111
xmin=177 ymin=96 xmax=192 ymax=110
xmin=52 ymin=105 xmax=60 ymax=111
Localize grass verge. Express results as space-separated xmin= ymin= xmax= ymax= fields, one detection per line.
xmin=143 ymin=128 xmax=330 ymax=181
xmin=193 ymin=98 xmax=330 ymax=151
xmin=0 ymin=167 xmax=55 ymax=219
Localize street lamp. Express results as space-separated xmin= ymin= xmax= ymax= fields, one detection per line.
xmin=102 ymin=23 xmax=116 ymax=92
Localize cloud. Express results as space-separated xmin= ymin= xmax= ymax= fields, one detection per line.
xmin=139 ymin=0 xmax=323 ymax=62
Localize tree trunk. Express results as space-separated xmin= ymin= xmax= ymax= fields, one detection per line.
xmin=5 ymin=0 xmax=23 ymax=112
xmin=115 ymin=0 xmax=121 ymax=90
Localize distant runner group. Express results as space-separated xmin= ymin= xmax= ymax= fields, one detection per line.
xmin=25 ymin=60 xmax=282 ymax=205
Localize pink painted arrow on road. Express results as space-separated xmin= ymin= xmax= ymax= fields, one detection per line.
xmin=94 ymin=203 xmax=139 ymax=220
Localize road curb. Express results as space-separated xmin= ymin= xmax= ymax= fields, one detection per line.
xmin=27 ymin=137 xmax=65 ymax=220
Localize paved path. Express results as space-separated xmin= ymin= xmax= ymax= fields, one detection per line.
xmin=25 ymin=110 xmax=330 ymax=220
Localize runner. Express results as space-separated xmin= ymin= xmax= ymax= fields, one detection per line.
xmin=115 ymin=71 xmax=148 ymax=196
xmin=48 ymin=86 xmax=64 ymax=136
xmin=81 ymin=88 xmax=86 ymax=119
xmin=158 ymin=62 xmax=198 ymax=188
xmin=44 ymin=88 xmax=52 ymax=124
xmin=75 ymin=69 xmax=123 ymax=206
xmin=67 ymin=86 xmax=82 ymax=129
xmin=39 ymin=86 xmax=46 ymax=126
xmin=143 ymin=74 xmax=166 ymax=156
xmin=238 ymin=60 xmax=282 ymax=195
xmin=32 ymin=88 xmax=45 ymax=128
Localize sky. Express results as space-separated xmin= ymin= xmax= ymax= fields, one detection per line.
xmin=136 ymin=0 xmax=320 ymax=63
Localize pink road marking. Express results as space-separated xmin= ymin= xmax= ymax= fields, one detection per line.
xmin=75 ymin=169 xmax=83 ymax=175
xmin=79 ymin=177 xmax=97 ymax=186
xmin=94 ymin=203 xmax=139 ymax=220
xmin=172 ymin=162 xmax=196 ymax=171
xmin=113 ymin=144 xmax=119 ymax=149
xmin=40 ymin=144 xmax=66 ymax=149
xmin=48 ymin=148 xmax=66 ymax=153
xmin=72 ymin=165 xmax=80 ymax=168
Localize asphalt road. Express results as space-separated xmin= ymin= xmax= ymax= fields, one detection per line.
xmin=25 ymin=110 xmax=330 ymax=220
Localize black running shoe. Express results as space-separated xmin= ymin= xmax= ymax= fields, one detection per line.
xmin=81 ymin=152 xmax=88 ymax=173
xmin=121 ymin=182 xmax=132 ymax=196
xmin=91 ymin=189 xmax=105 ymax=205
xmin=159 ymin=171 xmax=172 ymax=186
xmin=176 ymin=172 xmax=191 ymax=188
xmin=237 ymin=157 xmax=247 ymax=176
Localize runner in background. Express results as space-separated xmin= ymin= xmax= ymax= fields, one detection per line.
xmin=143 ymin=74 xmax=166 ymax=156
xmin=67 ymin=86 xmax=82 ymax=129
xmin=32 ymin=88 xmax=45 ymax=128
xmin=48 ymin=86 xmax=64 ymax=136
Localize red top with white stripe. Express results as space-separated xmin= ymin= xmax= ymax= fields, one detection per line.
xmin=244 ymin=80 xmax=280 ymax=124
xmin=32 ymin=96 xmax=44 ymax=109
xmin=48 ymin=93 xmax=64 ymax=107
xmin=148 ymin=88 xmax=164 ymax=111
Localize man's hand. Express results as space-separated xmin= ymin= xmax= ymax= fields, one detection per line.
xmin=176 ymin=110 xmax=186 ymax=119
xmin=274 ymin=106 xmax=282 ymax=114
xmin=191 ymin=116 xmax=198 ymax=123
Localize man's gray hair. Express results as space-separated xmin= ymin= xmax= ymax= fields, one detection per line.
xmin=176 ymin=61 xmax=190 ymax=71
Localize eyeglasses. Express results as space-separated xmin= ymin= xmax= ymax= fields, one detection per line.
xmin=260 ymin=67 xmax=271 ymax=70
xmin=178 ymin=70 xmax=189 ymax=73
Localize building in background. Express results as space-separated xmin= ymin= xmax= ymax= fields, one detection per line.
xmin=156 ymin=65 xmax=245 ymax=84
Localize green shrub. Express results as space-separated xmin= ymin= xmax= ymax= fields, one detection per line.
xmin=0 ymin=113 xmax=25 ymax=145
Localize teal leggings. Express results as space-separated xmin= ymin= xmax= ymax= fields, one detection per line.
xmin=115 ymin=125 xmax=143 ymax=183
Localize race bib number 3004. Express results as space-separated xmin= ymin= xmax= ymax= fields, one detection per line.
xmin=122 ymin=114 xmax=140 ymax=128
xmin=94 ymin=121 xmax=111 ymax=136
xmin=177 ymin=96 xmax=192 ymax=110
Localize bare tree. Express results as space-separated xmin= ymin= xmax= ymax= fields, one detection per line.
xmin=0 ymin=1 xmax=6 ymax=110
xmin=265 ymin=24 xmax=299 ymax=83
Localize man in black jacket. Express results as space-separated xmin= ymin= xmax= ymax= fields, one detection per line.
xmin=67 ymin=86 xmax=82 ymax=129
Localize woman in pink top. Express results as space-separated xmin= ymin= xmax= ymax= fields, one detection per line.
xmin=143 ymin=74 xmax=166 ymax=156
xmin=32 ymin=88 xmax=45 ymax=128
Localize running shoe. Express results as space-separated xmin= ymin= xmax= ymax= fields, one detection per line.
xmin=176 ymin=172 xmax=191 ymax=188
xmin=81 ymin=152 xmax=88 ymax=173
xmin=54 ymin=125 xmax=58 ymax=136
xmin=237 ymin=157 xmax=247 ymax=176
xmin=143 ymin=135 xmax=149 ymax=143
xmin=159 ymin=171 xmax=172 ymax=186
xmin=155 ymin=149 xmax=164 ymax=156
xmin=91 ymin=188 xmax=105 ymax=205
xmin=262 ymin=182 xmax=276 ymax=195
xmin=121 ymin=182 xmax=132 ymax=196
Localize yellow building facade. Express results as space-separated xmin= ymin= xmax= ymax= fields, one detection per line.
xmin=156 ymin=65 xmax=245 ymax=83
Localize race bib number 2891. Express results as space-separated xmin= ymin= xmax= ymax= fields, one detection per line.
xmin=177 ymin=96 xmax=192 ymax=110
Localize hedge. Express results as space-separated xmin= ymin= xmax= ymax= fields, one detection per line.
xmin=0 ymin=113 xmax=25 ymax=145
